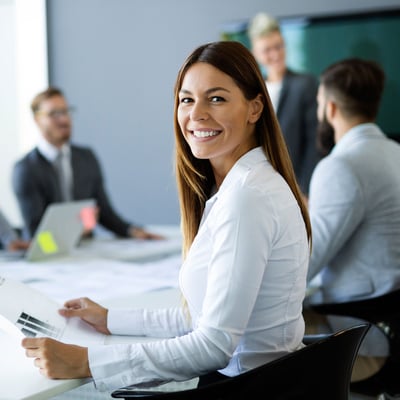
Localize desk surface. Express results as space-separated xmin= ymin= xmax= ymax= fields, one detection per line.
xmin=0 ymin=225 xmax=183 ymax=304
xmin=0 ymin=226 xmax=184 ymax=400
xmin=0 ymin=288 xmax=183 ymax=400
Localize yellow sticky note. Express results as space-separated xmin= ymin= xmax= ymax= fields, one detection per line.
xmin=37 ymin=231 xmax=58 ymax=254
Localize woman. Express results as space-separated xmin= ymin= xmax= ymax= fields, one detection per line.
xmin=21 ymin=41 xmax=311 ymax=392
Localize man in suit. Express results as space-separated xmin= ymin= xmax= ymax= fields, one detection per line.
xmin=0 ymin=209 xmax=29 ymax=251
xmin=248 ymin=12 xmax=320 ymax=197
xmin=12 ymin=87 xmax=162 ymax=240
xmin=305 ymin=58 xmax=400 ymax=384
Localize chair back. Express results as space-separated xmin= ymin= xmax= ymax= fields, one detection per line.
xmin=311 ymin=289 xmax=400 ymax=398
xmin=112 ymin=323 xmax=370 ymax=400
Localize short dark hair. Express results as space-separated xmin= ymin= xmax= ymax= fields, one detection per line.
xmin=320 ymin=58 xmax=385 ymax=120
xmin=31 ymin=87 xmax=65 ymax=114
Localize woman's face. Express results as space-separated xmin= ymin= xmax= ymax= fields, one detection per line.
xmin=177 ymin=62 xmax=262 ymax=178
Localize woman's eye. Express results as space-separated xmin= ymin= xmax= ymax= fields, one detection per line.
xmin=180 ymin=97 xmax=193 ymax=104
xmin=210 ymin=96 xmax=225 ymax=103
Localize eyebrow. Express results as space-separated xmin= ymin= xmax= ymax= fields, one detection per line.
xmin=179 ymin=87 xmax=231 ymax=95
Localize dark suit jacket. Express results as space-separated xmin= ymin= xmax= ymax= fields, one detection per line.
xmin=12 ymin=145 xmax=132 ymax=238
xmin=276 ymin=70 xmax=320 ymax=195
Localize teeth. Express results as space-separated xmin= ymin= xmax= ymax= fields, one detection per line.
xmin=193 ymin=130 xmax=219 ymax=138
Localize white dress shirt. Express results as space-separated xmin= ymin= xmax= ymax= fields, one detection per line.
xmin=265 ymin=80 xmax=282 ymax=112
xmin=88 ymin=147 xmax=309 ymax=392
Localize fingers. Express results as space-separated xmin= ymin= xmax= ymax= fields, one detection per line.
xmin=22 ymin=337 xmax=43 ymax=349
xmin=63 ymin=298 xmax=85 ymax=309
xmin=59 ymin=297 xmax=86 ymax=317
xmin=22 ymin=337 xmax=51 ymax=359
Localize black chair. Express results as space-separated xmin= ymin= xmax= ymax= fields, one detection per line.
xmin=111 ymin=323 xmax=369 ymax=400
xmin=309 ymin=289 xmax=400 ymax=399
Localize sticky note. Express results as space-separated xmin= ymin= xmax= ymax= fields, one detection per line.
xmin=37 ymin=231 xmax=59 ymax=254
xmin=79 ymin=207 xmax=97 ymax=230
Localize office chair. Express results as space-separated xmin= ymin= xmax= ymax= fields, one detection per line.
xmin=111 ymin=323 xmax=369 ymax=400
xmin=309 ymin=288 xmax=400 ymax=399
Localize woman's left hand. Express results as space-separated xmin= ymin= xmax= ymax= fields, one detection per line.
xmin=22 ymin=337 xmax=91 ymax=379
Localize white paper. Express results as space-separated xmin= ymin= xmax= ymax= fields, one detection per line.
xmin=0 ymin=275 xmax=105 ymax=345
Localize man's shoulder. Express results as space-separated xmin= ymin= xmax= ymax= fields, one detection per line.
xmin=70 ymin=143 xmax=96 ymax=157
xmin=70 ymin=144 xmax=100 ymax=169
xmin=285 ymin=69 xmax=318 ymax=90
xmin=14 ymin=147 xmax=42 ymax=167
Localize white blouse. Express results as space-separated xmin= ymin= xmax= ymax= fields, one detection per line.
xmin=88 ymin=147 xmax=309 ymax=392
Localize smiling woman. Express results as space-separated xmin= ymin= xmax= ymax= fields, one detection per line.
xmin=20 ymin=41 xmax=312 ymax=396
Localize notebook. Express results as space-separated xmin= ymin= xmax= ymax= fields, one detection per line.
xmin=24 ymin=199 xmax=96 ymax=262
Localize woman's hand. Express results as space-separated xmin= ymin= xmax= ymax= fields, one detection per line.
xmin=59 ymin=297 xmax=111 ymax=335
xmin=22 ymin=337 xmax=90 ymax=379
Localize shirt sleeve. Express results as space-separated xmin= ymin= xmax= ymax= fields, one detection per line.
xmin=107 ymin=306 xmax=191 ymax=338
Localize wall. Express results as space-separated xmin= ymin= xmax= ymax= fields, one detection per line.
xmin=43 ymin=0 xmax=400 ymax=227
xmin=0 ymin=0 xmax=47 ymax=226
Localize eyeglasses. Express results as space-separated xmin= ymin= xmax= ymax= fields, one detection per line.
xmin=36 ymin=107 xmax=75 ymax=119
xmin=262 ymin=42 xmax=285 ymax=54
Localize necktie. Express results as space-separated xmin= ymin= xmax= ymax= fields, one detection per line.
xmin=55 ymin=149 xmax=72 ymax=201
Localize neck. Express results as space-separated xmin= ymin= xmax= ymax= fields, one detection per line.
xmin=334 ymin=117 xmax=373 ymax=143
xmin=267 ymin=67 xmax=286 ymax=83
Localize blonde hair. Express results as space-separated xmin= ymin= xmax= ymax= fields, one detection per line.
xmin=248 ymin=12 xmax=281 ymax=41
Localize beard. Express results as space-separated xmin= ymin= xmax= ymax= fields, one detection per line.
xmin=316 ymin=116 xmax=335 ymax=157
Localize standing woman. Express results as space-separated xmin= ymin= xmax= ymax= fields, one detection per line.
xmin=22 ymin=41 xmax=311 ymax=393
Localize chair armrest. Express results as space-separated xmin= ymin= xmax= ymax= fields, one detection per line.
xmin=302 ymin=333 xmax=331 ymax=345
xmin=112 ymin=389 xmax=163 ymax=398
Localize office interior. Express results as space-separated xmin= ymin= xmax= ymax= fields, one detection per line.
xmin=1 ymin=0 xmax=399 ymax=231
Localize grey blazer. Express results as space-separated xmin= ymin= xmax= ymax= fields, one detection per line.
xmin=276 ymin=70 xmax=320 ymax=195
xmin=12 ymin=144 xmax=132 ymax=238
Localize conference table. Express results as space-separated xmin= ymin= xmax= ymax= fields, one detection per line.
xmin=0 ymin=225 xmax=199 ymax=400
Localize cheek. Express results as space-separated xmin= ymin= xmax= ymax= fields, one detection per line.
xmin=177 ymin=109 xmax=186 ymax=130
xmin=177 ymin=109 xmax=190 ymax=141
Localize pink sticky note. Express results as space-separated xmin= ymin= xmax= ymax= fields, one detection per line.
xmin=79 ymin=207 xmax=97 ymax=230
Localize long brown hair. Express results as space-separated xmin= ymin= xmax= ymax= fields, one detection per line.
xmin=173 ymin=41 xmax=311 ymax=256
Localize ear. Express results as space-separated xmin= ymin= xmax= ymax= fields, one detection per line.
xmin=325 ymin=99 xmax=337 ymax=123
xmin=248 ymin=94 xmax=264 ymax=124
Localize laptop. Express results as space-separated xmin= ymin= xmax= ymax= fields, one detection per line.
xmin=24 ymin=199 xmax=96 ymax=262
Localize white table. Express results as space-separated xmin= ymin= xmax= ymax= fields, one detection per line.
xmin=0 ymin=288 xmax=194 ymax=400
xmin=0 ymin=227 xmax=193 ymax=400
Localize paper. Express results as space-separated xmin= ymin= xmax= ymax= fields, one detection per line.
xmin=37 ymin=231 xmax=59 ymax=254
xmin=0 ymin=275 xmax=105 ymax=345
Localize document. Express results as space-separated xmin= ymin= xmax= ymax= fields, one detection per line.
xmin=0 ymin=275 xmax=105 ymax=345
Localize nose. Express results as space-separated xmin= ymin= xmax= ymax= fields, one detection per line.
xmin=189 ymin=102 xmax=208 ymax=121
